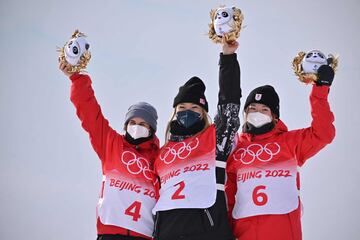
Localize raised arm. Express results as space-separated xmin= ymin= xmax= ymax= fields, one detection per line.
xmin=286 ymin=65 xmax=336 ymax=166
xmin=215 ymin=41 xmax=241 ymax=162
xmin=59 ymin=62 xmax=118 ymax=161
xmin=214 ymin=42 xmax=241 ymax=191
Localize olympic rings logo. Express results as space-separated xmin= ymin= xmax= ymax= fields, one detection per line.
xmin=233 ymin=142 xmax=281 ymax=165
xmin=159 ymin=138 xmax=200 ymax=164
xmin=121 ymin=151 xmax=155 ymax=181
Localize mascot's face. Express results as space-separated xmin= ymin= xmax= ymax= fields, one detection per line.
xmin=214 ymin=7 xmax=233 ymax=25
xmin=214 ymin=7 xmax=235 ymax=36
xmin=64 ymin=36 xmax=90 ymax=66
xmin=301 ymin=50 xmax=327 ymax=74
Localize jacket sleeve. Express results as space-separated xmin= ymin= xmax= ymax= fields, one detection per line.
xmin=224 ymin=168 xmax=237 ymax=229
xmin=214 ymin=53 xmax=241 ymax=188
xmin=285 ymin=85 xmax=335 ymax=166
xmin=69 ymin=73 xmax=120 ymax=162
xmin=215 ymin=53 xmax=241 ymax=161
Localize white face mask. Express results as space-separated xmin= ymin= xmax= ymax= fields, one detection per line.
xmin=246 ymin=112 xmax=272 ymax=128
xmin=127 ymin=125 xmax=150 ymax=139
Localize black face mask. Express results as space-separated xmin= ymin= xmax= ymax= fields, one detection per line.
xmin=125 ymin=132 xmax=153 ymax=146
xmin=176 ymin=110 xmax=201 ymax=128
xmin=243 ymin=122 xmax=275 ymax=135
xmin=170 ymin=118 xmax=205 ymax=137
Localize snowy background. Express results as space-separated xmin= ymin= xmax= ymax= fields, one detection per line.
xmin=1 ymin=0 xmax=359 ymax=239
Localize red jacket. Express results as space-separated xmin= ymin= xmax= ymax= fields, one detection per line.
xmin=225 ymin=85 xmax=335 ymax=240
xmin=70 ymin=73 xmax=159 ymax=238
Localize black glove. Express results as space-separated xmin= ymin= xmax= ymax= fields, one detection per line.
xmin=327 ymin=57 xmax=333 ymax=65
xmin=316 ymin=65 xmax=334 ymax=86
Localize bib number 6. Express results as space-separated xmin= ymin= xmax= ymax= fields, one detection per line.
xmin=252 ymin=185 xmax=268 ymax=206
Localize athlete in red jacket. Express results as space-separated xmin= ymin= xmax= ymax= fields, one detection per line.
xmin=225 ymin=65 xmax=336 ymax=240
xmin=59 ymin=63 xmax=160 ymax=240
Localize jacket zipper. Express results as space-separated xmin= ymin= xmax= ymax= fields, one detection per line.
xmin=204 ymin=209 xmax=214 ymax=227
xmin=153 ymin=212 xmax=159 ymax=238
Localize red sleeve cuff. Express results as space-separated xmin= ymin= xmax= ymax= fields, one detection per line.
xmin=69 ymin=73 xmax=89 ymax=82
xmin=311 ymin=85 xmax=330 ymax=99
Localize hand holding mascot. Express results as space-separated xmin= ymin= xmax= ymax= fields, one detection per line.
xmin=292 ymin=50 xmax=338 ymax=84
xmin=208 ymin=6 xmax=244 ymax=44
xmin=58 ymin=29 xmax=91 ymax=74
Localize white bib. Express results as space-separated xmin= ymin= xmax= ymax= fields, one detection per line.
xmin=233 ymin=164 xmax=299 ymax=219
xmin=152 ymin=156 xmax=216 ymax=213
xmin=97 ymin=170 xmax=156 ymax=237
xmin=153 ymin=127 xmax=217 ymax=214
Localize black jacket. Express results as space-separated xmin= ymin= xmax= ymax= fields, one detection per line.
xmin=153 ymin=53 xmax=241 ymax=240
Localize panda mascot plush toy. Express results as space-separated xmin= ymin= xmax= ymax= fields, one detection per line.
xmin=208 ymin=6 xmax=244 ymax=44
xmin=58 ymin=30 xmax=91 ymax=73
xmin=292 ymin=50 xmax=338 ymax=84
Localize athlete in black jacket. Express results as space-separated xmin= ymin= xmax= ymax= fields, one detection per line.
xmin=152 ymin=42 xmax=241 ymax=240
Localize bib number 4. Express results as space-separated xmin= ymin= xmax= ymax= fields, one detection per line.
xmin=124 ymin=201 xmax=142 ymax=221
xmin=252 ymin=185 xmax=268 ymax=206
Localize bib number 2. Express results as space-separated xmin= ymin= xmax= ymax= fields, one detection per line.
xmin=125 ymin=201 xmax=142 ymax=221
xmin=252 ymin=185 xmax=268 ymax=206
xmin=171 ymin=181 xmax=185 ymax=200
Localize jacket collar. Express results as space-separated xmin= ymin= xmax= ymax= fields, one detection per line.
xmin=123 ymin=134 xmax=160 ymax=152
xmin=240 ymin=119 xmax=288 ymax=142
